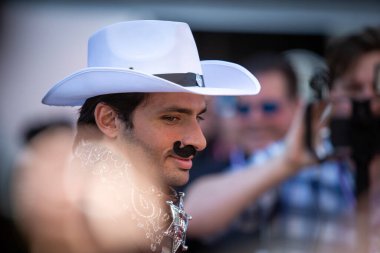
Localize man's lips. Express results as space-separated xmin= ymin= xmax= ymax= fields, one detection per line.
xmin=170 ymin=155 xmax=193 ymax=170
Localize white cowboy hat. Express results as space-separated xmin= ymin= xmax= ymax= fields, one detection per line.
xmin=42 ymin=20 xmax=260 ymax=106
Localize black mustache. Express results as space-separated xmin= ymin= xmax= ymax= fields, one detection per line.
xmin=173 ymin=141 xmax=197 ymax=158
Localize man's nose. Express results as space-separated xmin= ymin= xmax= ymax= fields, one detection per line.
xmin=182 ymin=122 xmax=207 ymax=152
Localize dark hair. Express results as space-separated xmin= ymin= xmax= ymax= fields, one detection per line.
xmin=240 ymin=52 xmax=298 ymax=100
xmin=77 ymin=93 xmax=149 ymax=129
xmin=325 ymin=26 xmax=380 ymax=87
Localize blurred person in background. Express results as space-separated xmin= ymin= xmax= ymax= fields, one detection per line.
xmin=13 ymin=20 xmax=261 ymax=253
xmin=183 ymin=52 xmax=309 ymax=252
xmin=324 ymin=25 xmax=380 ymax=253
xmin=11 ymin=120 xmax=97 ymax=253
xmin=184 ymin=49 xmax=363 ymax=253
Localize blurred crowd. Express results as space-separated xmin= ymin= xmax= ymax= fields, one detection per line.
xmin=1 ymin=25 xmax=380 ymax=253
xmin=181 ymin=25 xmax=380 ymax=253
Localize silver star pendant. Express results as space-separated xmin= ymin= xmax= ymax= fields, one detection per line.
xmin=165 ymin=192 xmax=192 ymax=253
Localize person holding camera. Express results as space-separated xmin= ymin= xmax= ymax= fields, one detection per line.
xmin=325 ymin=25 xmax=380 ymax=253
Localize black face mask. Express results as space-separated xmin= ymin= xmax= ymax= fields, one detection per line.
xmin=173 ymin=141 xmax=197 ymax=158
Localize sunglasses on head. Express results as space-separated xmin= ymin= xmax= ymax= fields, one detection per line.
xmin=236 ymin=101 xmax=282 ymax=116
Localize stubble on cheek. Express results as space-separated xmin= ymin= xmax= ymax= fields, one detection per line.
xmin=122 ymin=123 xmax=190 ymax=187
xmin=122 ymin=128 xmax=172 ymax=184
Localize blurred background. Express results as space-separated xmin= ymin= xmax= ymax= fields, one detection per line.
xmin=0 ymin=0 xmax=380 ymax=252
xmin=1 ymin=0 xmax=380 ymax=170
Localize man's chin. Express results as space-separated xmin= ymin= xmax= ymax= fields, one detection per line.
xmin=166 ymin=171 xmax=190 ymax=187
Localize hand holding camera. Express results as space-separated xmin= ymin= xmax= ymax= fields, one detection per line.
xmin=305 ymin=66 xmax=380 ymax=196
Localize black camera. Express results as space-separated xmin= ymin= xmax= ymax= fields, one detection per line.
xmin=305 ymin=65 xmax=380 ymax=196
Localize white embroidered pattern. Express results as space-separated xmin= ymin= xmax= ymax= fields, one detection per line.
xmin=72 ymin=140 xmax=172 ymax=252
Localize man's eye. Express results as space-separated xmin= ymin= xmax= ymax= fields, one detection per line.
xmin=197 ymin=115 xmax=205 ymax=122
xmin=162 ymin=116 xmax=179 ymax=122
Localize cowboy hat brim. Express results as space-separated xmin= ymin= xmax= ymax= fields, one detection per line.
xmin=42 ymin=60 xmax=260 ymax=106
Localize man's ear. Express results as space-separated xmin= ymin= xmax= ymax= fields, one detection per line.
xmin=94 ymin=103 xmax=120 ymax=138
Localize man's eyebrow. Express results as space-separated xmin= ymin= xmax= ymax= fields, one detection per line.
xmin=199 ymin=107 xmax=207 ymax=115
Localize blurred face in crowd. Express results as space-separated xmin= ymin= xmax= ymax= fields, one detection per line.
xmin=115 ymin=92 xmax=207 ymax=187
xmin=331 ymin=51 xmax=380 ymax=100
xmin=235 ymin=70 xmax=298 ymax=154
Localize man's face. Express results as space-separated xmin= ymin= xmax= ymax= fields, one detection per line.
xmin=235 ymin=70 xmax=298 ymax=154
xmin=332 ymin=51 xmax=380 ymax=100
xmin=118 ymin=93 xmax=207 ymax=187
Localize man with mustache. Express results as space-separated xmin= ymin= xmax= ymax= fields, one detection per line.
xmin=38 ymin=20 xmax=261 ymax=253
